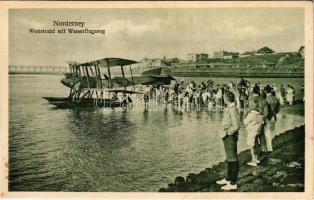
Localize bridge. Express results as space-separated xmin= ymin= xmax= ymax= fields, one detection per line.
xmin=9 ymin=65 xmax=69 ymax=74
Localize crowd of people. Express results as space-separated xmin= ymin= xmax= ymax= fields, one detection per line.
xmin=184 ymin=79 xmax=299 ymax=191
xmin=137 ymin=78 xmax=297 ymax=112
xmin=136 ymin=78 xmax=299 ymax=191
xmin=109 ymin=78 xmax=301 ymax=191
xmin=216 ymin=85 xmax=284 ymax=190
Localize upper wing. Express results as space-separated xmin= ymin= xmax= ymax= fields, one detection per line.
xmin=77 ymin=58 xmax=138 ymax=67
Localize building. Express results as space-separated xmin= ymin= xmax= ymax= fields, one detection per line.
xmin=239 ymin=51 xmax=257 ymax=58
xmin=256 ymin=46 xmax=275 ymax=55
xmin=187 ymin=53 xmax=208 ymax=63
xmin=213 ymin=51 xmax=239 ymax=59
xmin=136 ymin=58 xmax=163 ymax=69
xmin=138 ymin=56 xmax=180 ymax=69
xmin=163 ymin=58 xmax=179 ymax=66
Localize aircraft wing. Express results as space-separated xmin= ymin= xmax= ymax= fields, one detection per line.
xmin=105 ymin=89 xmax=143 ymax=94
xmin=79 ymin=88 xmax=143 ymax=94
xmin=129 ymin=76 xmax=174 ymax=86
xmin=77 ymin=58 xmax=138 ymax=67
xmin=110 ymin=75 xmax=175 ymax=86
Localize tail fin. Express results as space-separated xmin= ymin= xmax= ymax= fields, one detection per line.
xmin=141 ymin=67 xmax=162 ymax=76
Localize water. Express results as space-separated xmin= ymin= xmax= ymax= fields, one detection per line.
xmin=9 ymin=74 xmax=304 ymax=191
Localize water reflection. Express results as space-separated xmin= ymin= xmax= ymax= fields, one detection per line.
xmin=143 ymin=110 xmax=149 ymax=123
xmin=67 ymin=109 xmax=135 ymax=149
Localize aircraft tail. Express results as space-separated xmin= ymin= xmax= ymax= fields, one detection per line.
xmin=141 ymin=67 xmax=162 ymax=76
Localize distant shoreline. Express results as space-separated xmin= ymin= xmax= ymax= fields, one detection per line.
xmin=9 ymin=72 xmax=64 ymax=75
xmin=171 ymin=72 xmax=304 ymax=78
xmin=171 ymin=66 xmax=304 ymax=78
xmin=9 ymin=70 xmax=304 ymax=78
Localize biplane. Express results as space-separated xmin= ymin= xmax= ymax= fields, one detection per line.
xmin=43 ymin=57 xmax=175 ymax=109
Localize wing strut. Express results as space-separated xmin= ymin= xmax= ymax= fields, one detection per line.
xmin=85 ymin=65 xmax=90 ymax=88
xmin=129 ymin=65 xmax=136 ymax=91
xmin=120 ymin=65 xmax=126 ymax=90
xmin=106 ymin=59 xmax=112 ymax=88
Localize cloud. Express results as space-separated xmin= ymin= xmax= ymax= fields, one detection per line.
xmin=109 ymin=19 xmax=162 ymax=35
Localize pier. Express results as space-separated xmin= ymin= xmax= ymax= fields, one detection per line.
xmin=9 ymin=65 xmax=148 ymax=75
xmin=9 ymin=65 xmax=69 ymax=74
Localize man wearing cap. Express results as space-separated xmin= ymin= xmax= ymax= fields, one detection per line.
xmin=216 ymin=91 xmax=240 ymax=190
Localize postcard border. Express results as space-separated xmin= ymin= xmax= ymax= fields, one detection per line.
xmin=0 ymin=1 xmax=313 ymax=199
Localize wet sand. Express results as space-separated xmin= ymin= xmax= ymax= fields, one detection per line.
xmin=159 ymin=104 xmax=304 ymax=192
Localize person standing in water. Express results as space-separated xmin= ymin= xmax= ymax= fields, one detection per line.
xmin=279 ymin=84 xmax=286 ymax=105
xmin=72 ymin=82 xmax=81 ymax=101
xmin=143 ymin=85 xmax=150 ymax=111
xmin=216 ymin=91 xmax=241 ymax=190
xmin=216 ymin=85 xmax=223 ymax=111
xmin=286 ymin=85 xmax=294 ymax=106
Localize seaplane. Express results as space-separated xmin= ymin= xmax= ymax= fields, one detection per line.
xmin=43 ymin=57 xmax=175 ymax=109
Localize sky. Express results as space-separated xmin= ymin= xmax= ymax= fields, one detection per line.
xmin=9 ymin=8 xmax=304 ymax=66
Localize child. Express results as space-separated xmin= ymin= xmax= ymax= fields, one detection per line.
xmin=183 ymin=92 xmax=189 ymax=112
xmin=194 ymin=90 xmax=201 ymax=111
xmin=144 ymin=94 xmax=149 ymax=111
xmin=202 ymin=90 xmax=209 ymax=109
xmin=178 ymin=91 xmax=184 ymax=111
xmin=243 ymin=99 xmax=264 ymax=167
